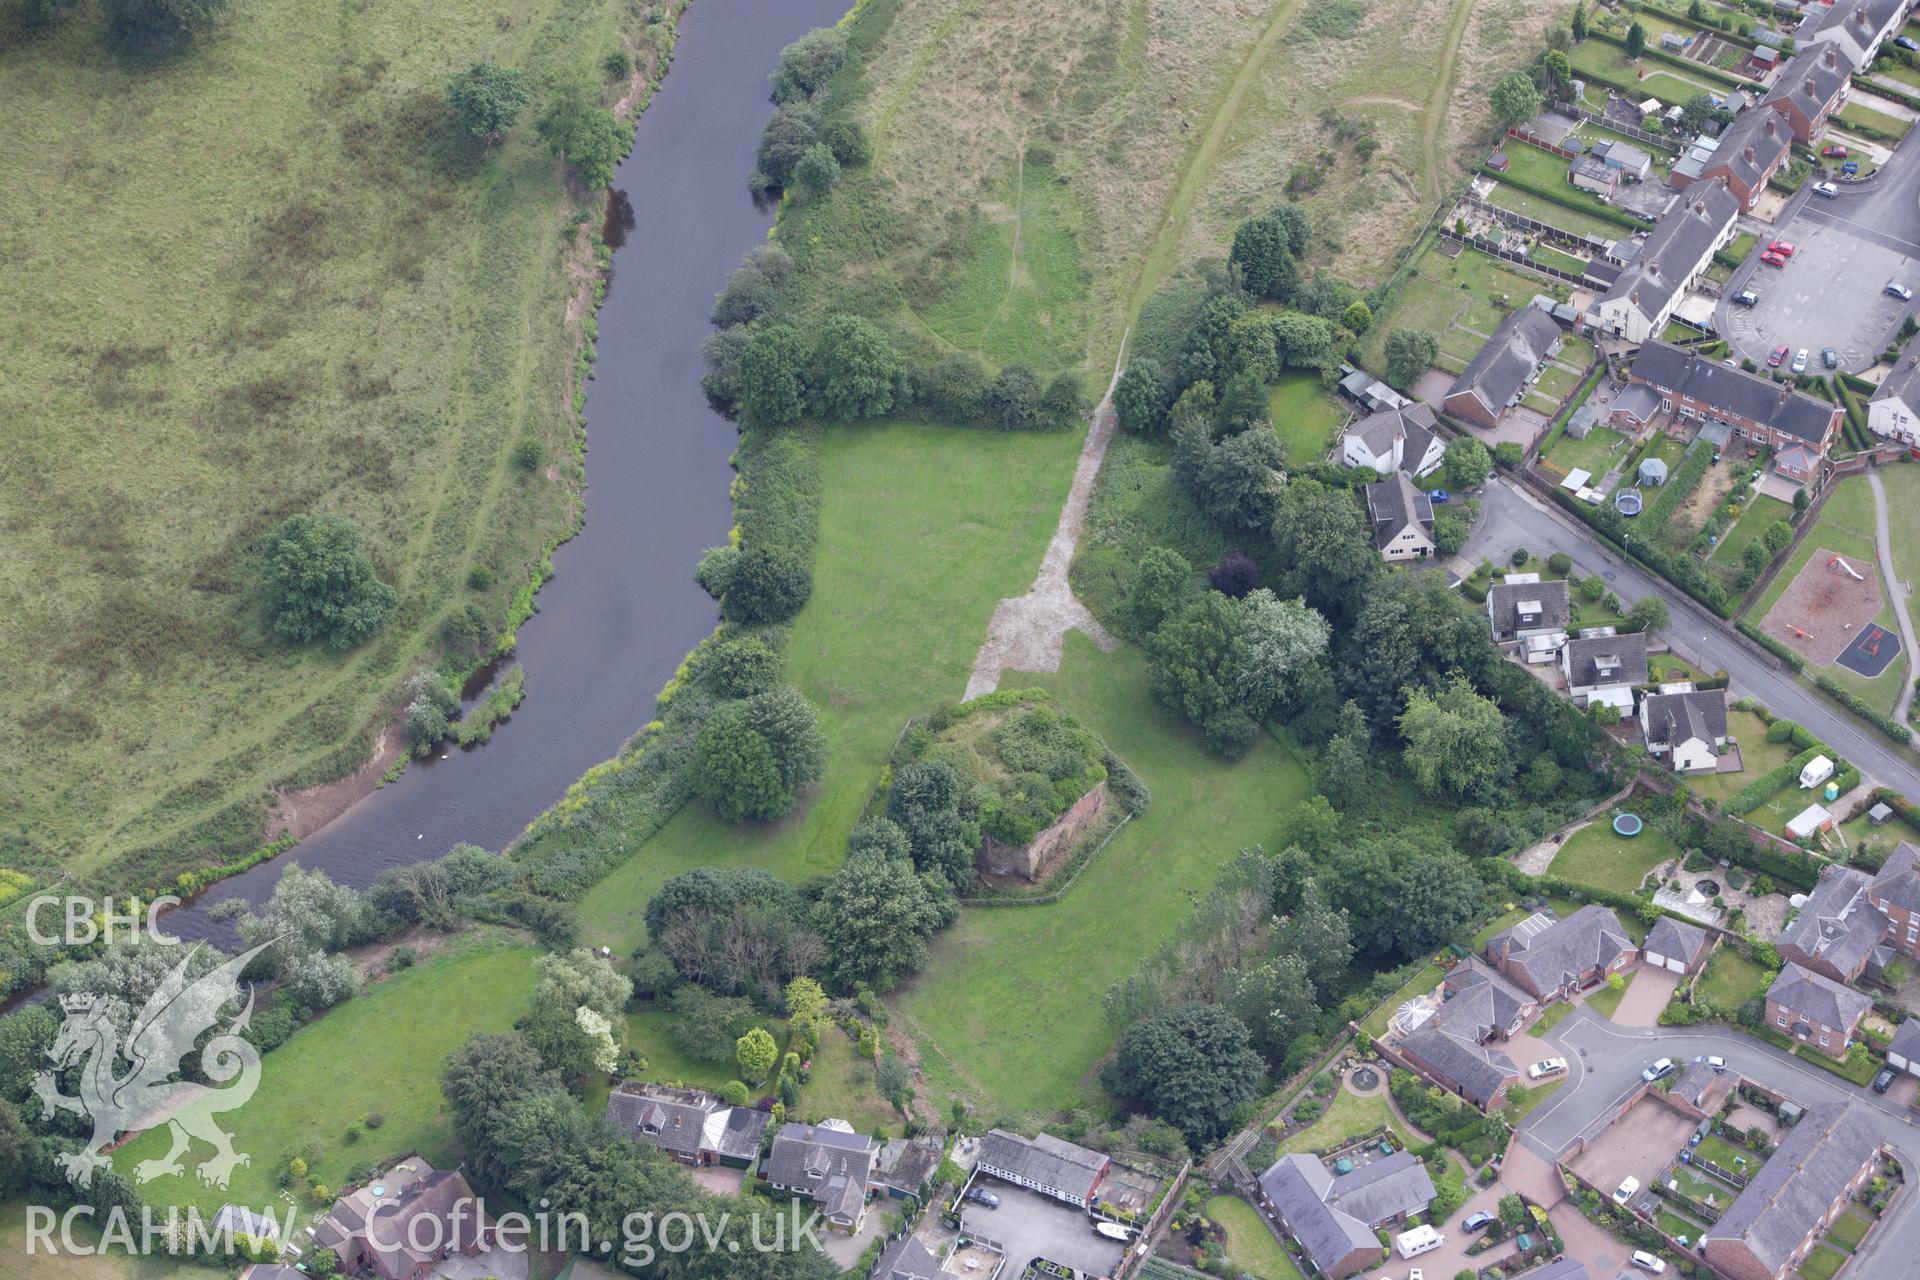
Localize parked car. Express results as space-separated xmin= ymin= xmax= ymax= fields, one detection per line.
xmin=1695 ymin=1054 xmax=1727 ymax=1068
xmin=1813 ymin=181 xmax=1839 ymax=199
xmin=1874 ymin=1066 xmax=1898 ymax=1094
xmin=1760 ymin=249 xmax=1787 ymax=268
xmin=966 ymin=1187 xmax=1000 ymax=1208
xmin=1733 ymin=288 xmax=1760 ymax=306
xmin=1462 ymin=1211 xmax=1495 ymax=1233
xmin=1428 ymin=488 xmax=1451 ymax=504
xmin=1824 ymin=347 xmax=1839 ymax=369
xmin=1823 ymin=143 xmax=1850 ymax=158
xmin=1899 ymin=34 xmax=1919 ymax=50
xmin=1613 ymin=1175 xmax=1641 ymax=1205
xmin=1529 ymin=1057 xmax=1568 ymax=1080
xmin=1409 ymin=1271 xmax=1424 ymax=1280
xmin=1632 ymin=1251 xmax=1668 ymax=1274
xmin=1843 ymin=161 xmax=1859 ymax=177
xmin=1643 ymin=1058 xmax=1676 ymax=1082
xmin=1768 ymin=239 xmax=1796 ymax=258
xmin=1888 ymin=281 xmax=1914 ymax=301
xmin=1791 ymin=348 xmax=1809 ymax=373
xmin=1768 ymin=344 xmax=1789 ymax=367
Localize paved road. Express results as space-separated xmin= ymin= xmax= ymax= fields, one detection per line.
xmin=1463 ymin=477 xmax=1920 ymax=796
xmin=1522 ymin=1007 xmax=1920 ymax=1279
xmin=1868 ymin=469 xmax=1920 ymax=726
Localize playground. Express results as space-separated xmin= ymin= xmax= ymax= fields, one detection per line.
xmin=1839 ymin=623 xmax=1903 ymax=678
xmin=1759 ymin=548 xmax=1883 ymax=667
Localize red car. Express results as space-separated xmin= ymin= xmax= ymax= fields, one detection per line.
xmin=1768 ymin=344 xmax=1790 ymax=367
xmin=1760 ymin=249 xmax=1787 ymax=268
xmin=1822 ymin=143 xmax=1849 ymax=159
xmin=1769 ymin=239 xmax=1796 ymax=258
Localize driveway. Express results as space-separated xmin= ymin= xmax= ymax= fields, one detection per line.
xmin=958 ymin=1183 xmax=1123 ymax=1277
xmin=1612 ymin=966 xmax=1681 ymax=1027
xmin=1463 ymin=478 xmax=1920 ymax=799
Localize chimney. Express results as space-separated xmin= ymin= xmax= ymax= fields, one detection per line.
xmin=1744 ymin=146 xmax=1757 ymax=167
xmin=1825 ymin=46 xmax=1838 ymax=70
xmin=1693 ymin=200 xmax=1707 ymax=217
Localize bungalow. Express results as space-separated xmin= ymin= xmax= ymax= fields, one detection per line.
xmin=1765 ymin=962 xmax=1872 ymax=1058
xmin=1589 ymin=138 xmax=1653 ymax=182
xmin=1869 ymin=346 xmax=1920 ymax=446
xmin=1342 ymin=403 xmax=1445 ymax=478
xmin=1256 ymin=1150 xmax=1436 ymax=1280
xmin=1570 ymin=154 xmax=1619 ymax=197
xmin=1444 ymin=306 xmax=1562 ymax=429
xmin=974 ymin=1130 xmax=1109 ymax=1208
xmin=1763 ymin=45 xmax=1850 ymax=143
xmin=1485 ymin=904 xmax=1637 ymax=1002
xmin=1588 ymin=179 xmax=1739 ymax=342
xmin=764 ymin=1121 xmax=881 ymax=1233
xmin=1486 ymin=573 xmax=1571 ymax=644
xmin=1889 ymin=1017 xmax=1920 ymax=1075
xmin=1640 ymin=688 xmax=1729 ymax=773
xmin=1627 ymin=340 xmax=1843 ymax=462
xmin=605 ymin=1083 xmax=770 ymax=1167
xmin=1703 ymin=1102 xmax=1885 ymax=1280
xmin=1561 ymin=627 xmax=1648 ymax=709
xmin=1394 ymin=958 xmax=1531 ymax=1111
xmin=1685 ymin=107 xmax=1792 ymax=211
xmin=1363 ymin=473 xmax=1435 ymax=562
xmin=1643 ymin=916 xmax=1715 ymax=976
xmin=308 ymin=1159 xmax=492 ymax=1280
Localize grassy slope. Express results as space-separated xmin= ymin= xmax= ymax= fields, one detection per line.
xmin=114 ymin=930 xmax=539 ymax=1218
xmin=893 ymin=633 xmax=1309 ymax=1116
xmin=0 ymin=0 xmax=639 ymax=886
xmin=575 ymin=421 xmax=1083 ymax=953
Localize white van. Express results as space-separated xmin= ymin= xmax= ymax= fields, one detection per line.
xmin=1395 ymin=1224 xmax=1445 ymax=1259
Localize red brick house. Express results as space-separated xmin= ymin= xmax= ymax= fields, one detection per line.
xmin=1765 ymin=45 xmax=1850 ymax=144
xmin=1686 ymin=108 xmax=1792 ymax=211
xmin=1628 ymin=341 xmax=1842 ymax=463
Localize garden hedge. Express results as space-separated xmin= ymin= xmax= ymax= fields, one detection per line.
xmin=1641 ymin=439 xmax=1714 ymax=532
xmin=1813 ymin=673 xmax=1913 ymax=744
xmin=1588 ymin=28 xmax=1763 ymax=91
xmin=1736 ymin=619 xmax=1804 ymax=671
xmin=1547 ymin=486 xmax=1735 ymax=615
xmin=1724 ymin=745 xmax=1830 ymax=814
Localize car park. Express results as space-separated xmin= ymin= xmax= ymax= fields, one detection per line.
xmin=1632 ymin=1251 xmax=1668 ymax=1274
xmin=966 ymin=1187 xmax=1000 ymax=1208
xmin=1613 ymin=1175 xmax=1640 ymax=1205
xmin=1768 ymin=345 xmax=1789 ymax=367
xmin=1760 ymin=249 xmax=1787 ymax=268
xmin=1733 ymin=288 xmax=1759 ymax=306
xmin=1528 ymin=1057 xmax=1568 ymax=1079
xmin=1791 ymin=348 xmax=1808 ymax=373
xmin=1823 ymin=348 xmax=1838 ymax=369
xmin=1462 ymin=1212 xmax=1494 ymax=1233
xmin=1888 ymin=281 xmax=1913 ymax=301
xmin=1642 ymin=1058 xmax=1675 ymax=1082
xmin=1813 ymin=181 xmax=1838 ymax=199
xmin=1768 ymin=239 xmax=1795 ymax=258
xmin=1875 ymin=1067 xmax=1897 ymax=1094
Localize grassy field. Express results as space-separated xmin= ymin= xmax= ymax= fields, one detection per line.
xmin=1547 ymin=818 xmax=1680 ymax=896
xmin=0 ymin=1211 xmax=202 ymax=1280
xmin=894 ymin=633 xmax=1310 ymax=1116
xmin=574 ymin=421 xmax=1082 ymax=952
xmin=1695 ymin=946 xmax=1772 ymax=1010
xmin=0 ymin=0 xmax=655 ymax=888
xmin=1271 ymin=372 xmax=1349 ymax=463
xmin=115 ymin=930 xmax=539 ymax=1218
xmin=1273 ymin=1087 xmax=1416 ymax=1155
xmin=1206 ymin=1195 xmax=1306 ymax=1280
xmin=1879 ymin=463 xmax=1920 ymax=588
xmin=1365 ymin=250 xmax=1557 ymax=370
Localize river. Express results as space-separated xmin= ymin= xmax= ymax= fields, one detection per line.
xmin=163 ymin=0 xmax=848 ymax=944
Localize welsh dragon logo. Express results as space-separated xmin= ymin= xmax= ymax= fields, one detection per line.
xmin=34 ymin=942 xmax=271 ymax=1190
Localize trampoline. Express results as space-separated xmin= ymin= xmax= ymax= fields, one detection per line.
xmin=1838 ymin=622 xmax=1902 ymax=678
xmin=1613 ymin=813 xmax=1643 ymax=836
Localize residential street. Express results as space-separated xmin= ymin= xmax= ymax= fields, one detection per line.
xmin=1523 ymin=1007 xmax=1920 ymax=1279
xmin=1462 ymin=476 xmax=1920 ymax=796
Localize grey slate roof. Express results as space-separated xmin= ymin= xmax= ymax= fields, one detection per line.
xmin=1643 ymin=690 xmax=1727 ymax=749
xmin=872 ymin=1235 xmax=942 ymax=1280
xmin=765 ymin=1122 xmax=878 ymax=1217
xmin=1644 ymin=915 xmax=1711 ymax=968
xmin=1669 ymin=1060 xmax=1727 ymax=1111
xmin=1704 ymin=1102 xmax=1883 ymax=1273
xmin=874 ymin=1138 xmax=942 ymax=1196
xmin=604 ymin=1084 xmax=770 ymax=1162
xmin=1808 ymin=0 xmax=1909 ymax=63
xmin=1869 ymin=841 xmax=1920 ymax=911
xmin=1447 ymin=307 xmax=1561 ymax=418
xmin=1526 ymin=1261 xmax=1591 ymax=1280
xmin=1365 ymin=472 xmax=1434 ymax=550
xmin=1491 ymin=904 xmax=1634 ymax=994
xmin=1630 ymin=340 xmax=1837 ymax=445
xmin=1350 ymin=408 xmax=1404 ymax=459
xmin=1595 ymin=179 xmax=1738 ymax=325
xmin=1765 ymin=44 xmax=1851 ymax=120
xmin=1707 ymin=106 xmax=1792 ymax=192
xmin=1768 ymin=962 xmax=1874 ymax=1033
xmin=1258 ymin=1150 xmax=1435 ymax=1273
xmin=1440 ymin=958 xmax=1536 ymax=1040
xmin=1781 ymin=864 xmax=1886 ymax=977
xmin=1488 ymin=577 xmax=1572 ymax=636
xmin=1890 ymin=1017 xmax=1920 ymax=1064
xmin=1565 ymin=630 xmax=1649 ymax=688
xmin=1872 ymin=347 xmax=1920 ymax=418
xmin=1612 ymin=382 xmax=1660 ymax=424
xmin=1399 ymin=1022 xmax=1520 ymax=1104
xmin=976 ymin=1129 xmax=1107 ymax=1202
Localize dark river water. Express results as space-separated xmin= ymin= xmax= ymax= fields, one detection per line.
xmin=163 ymin=0 xmax=849 ymax=943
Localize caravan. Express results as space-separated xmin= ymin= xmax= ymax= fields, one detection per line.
xmin=1395 ymin=1224 xmax=1445 ymax=1260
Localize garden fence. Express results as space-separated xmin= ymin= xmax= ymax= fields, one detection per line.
xmin=1550 ymin=99 xmax=1683 ymax=153
xmin=1439 ymin=229 xmax=1589 ymax=288
xmin=1460 ymin=193 xmax=1613 ymax=257
xmin=1114 ymin=1160 xmax=1193 ymax=1280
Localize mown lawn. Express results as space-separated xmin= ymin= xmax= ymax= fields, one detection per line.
xmin=1708 ymin=494 xmax=1792 ymax=571
xmin=795 ymin=1024 xmax=902 ymax=1135
xmin=1270 ymin=372 xmax=1348 ymax=464
xmin=1838 ymin=99 xmax=1913 ymax=141
xmin=1695 ymin=947 xmax=1772 ymax=1010
xmin=1206 ymin=1195 xmax=1305 ymax=1280
xmin=1542 ymin=425 xmax=1630 ymax=479
xmin=1548 ymin=819 xmax=1679 ymax=896
xmin=575 ymin=421 xmax=1083 ymax=953
xmin=1273 ymin=1088 xmax=1416 ymax=1156
xmin=1 ymin=0 xmax=642 ymax=886
xmin=1828 ymin=1210 xmax=1872 ymax=1252
xmin=894 ymin=632 xmax=1310 ymax=1116
xmin=1686 ymin=709 xmax=1792 ymax=806
xmin=1800 ymin=1242 xmax=1848 ymax=1280
xmin=1365 ymin=252 xmax=1551 ymax=371
xmin=1503 ymin=1078 xmax=1565 ymax=1124
xmin=1484 ymin=181 xmax=1628 ymax=242
xmin=0 ymin=1210 xmax=201 ymax=1280
xmin=116 ymin=930 xmax=540 ymax=1218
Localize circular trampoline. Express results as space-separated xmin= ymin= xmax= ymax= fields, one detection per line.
xmin=1613 ymin=813 xmax=1643 ymax=837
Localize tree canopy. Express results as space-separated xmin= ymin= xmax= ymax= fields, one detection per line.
xmin=1101 ymin=1003 xmax=1265 ymax=1147
xmin=448 ymin=62 xmax=531 ymax=142
xmin=259 ymin=514 xmax=397 ymax=651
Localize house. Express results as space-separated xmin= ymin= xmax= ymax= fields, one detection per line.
xmin=1486 ymin=574 xmax=1571 ymax=644
xmin=1765 ymin=962 xmax=1872 ymax=1057
xmin=1627 ymin=340 xmax=1843 ymax=461
xmin=1703 ymin=1102 xmax=1884 ymax=1280
xmin=1779 ymin=863 xmax=1888 ymax=982
xmin=1806 ymin=0 xmax=1912 ymax=68
xmin=1669 ymin=135 xmax=1722 ymax=189
xmin=605 ymin=1083 xmax=770 ymax=1167
xmin=764 ymin=1121 xmax=881 ymax=1233
xmin=1607 ymin=383 xmax=1661 ymax=431
xmin=1587 ymin=180 xmax=1739 ymax=341
xmin=1888 ymin=1017 xmax=1920 ymax=1075
xmin=1570 ymin=154 xmax=1620 ymax=197
xmin=1763 ymin=45 xmax=1850 ymax=143
xmin=1685 ymin=107 xmax=1792 ymax=210
xmin=1865 ymin=841 xmax=1920 ymax=950
xmin=1589 ymin=138 xmax=1653 ymax=182
xmin=1561 ymin=628 xmax=1649 ymax=710
xmin=1485 ymin=904 xmax=1637 ymax=1001
xmin=1444 ymin=307 xmax=1563 ymax=429
xmin=1773 ymin=442 xmax=1820 ymax=483
xmin=1668 ymin=1060 xmax=1737 ymax=1120
xmin=872 ymin=1138 xmax=942 ymax=1201
xmin=1363 ymin=473 xmax=1436 ymax=562
xmin=974 ymin=1129 xmax=1108 ymax=1207
xmin=1394 ymin=959 xmax=1531 ymax=1111
xmin=1342 ymin=403 xmax=1445 ymax=478
xmin=1257 ymin=1150 xmax=1437 ymax=1280
xmin=1643 ymin=915 xmax=1715 ymax=976
xmin=308 ymin=1159 xmax=492 ymax=1280
xmin=1869 ymin=346 xmax=1920 ymax=446
xmin=871 ymin=1236 xmax=944 ymax=1280
xmin=1640 ymin=689 xmax=1729 ymax=773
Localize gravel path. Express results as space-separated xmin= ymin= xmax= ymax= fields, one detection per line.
xmin=962 ymin=342 xmax=1128 ymax=699
xmin=1867 ymin=468 xmax=1919 ymax=726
